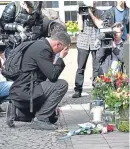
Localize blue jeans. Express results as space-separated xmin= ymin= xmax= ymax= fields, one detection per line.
xmin=0 ymin=81 xmax=13 ymax=100
xmin=5 ymin=47 xmax=12 ymax=59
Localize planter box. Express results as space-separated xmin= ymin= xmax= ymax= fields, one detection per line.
xmin=67 ymin=32 xmax=79 ymax=44
xmin=70 ymin=36 xmax=77 ymax=44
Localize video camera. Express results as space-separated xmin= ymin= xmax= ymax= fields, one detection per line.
xmin=98 ymin=28 xmax=115 ymax=49
xmin=78 ymin=6 xmax=91 ymax=15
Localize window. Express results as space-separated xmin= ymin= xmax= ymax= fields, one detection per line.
xmin=64 ymin=1 xmax=77 ymax=6
xmin=43 ymin=1 xmax=59 ymax=8
xmin=96 ymin=1 xmax=116 ymax=6
xmin=65 ymin=11 xmax=77 ymax=22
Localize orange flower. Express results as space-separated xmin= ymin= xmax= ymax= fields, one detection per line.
xmin=105 ymin=77 xmax=111 ymax=83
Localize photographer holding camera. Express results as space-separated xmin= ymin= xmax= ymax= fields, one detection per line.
xmin=104 ymin=1 xmax=129 ymax=41
xmin=72 ymin=1 xmax=104 ymax=98
xmin=97 ymin=23 xmax=124 ymax=75
xmin=0 ymin=1 xmax=43 ymax=58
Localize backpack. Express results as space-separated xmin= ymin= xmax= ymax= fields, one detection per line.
xmin=2 ymin=41 xmax=35 ymax=81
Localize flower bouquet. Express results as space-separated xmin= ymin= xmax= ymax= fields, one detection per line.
xmin=92 ymin=70 xmax=130 ymax=132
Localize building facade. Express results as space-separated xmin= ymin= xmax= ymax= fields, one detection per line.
xmin=43 ymin=1 xmax=116 ymax=22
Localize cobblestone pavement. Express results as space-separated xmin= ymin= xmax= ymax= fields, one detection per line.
xmin=0 ymin=115 xmax=68 ymax=149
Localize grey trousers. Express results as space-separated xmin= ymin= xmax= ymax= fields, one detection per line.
xmin=35 ymin=79 xmax=68 ymax=121
xmin=74 ymin=48 xmax=99 ymax=92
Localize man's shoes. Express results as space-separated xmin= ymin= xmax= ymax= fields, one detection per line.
xmin=31 ymin=118 xmax=58 ymax=130
xmin=49 ymin=107 xmax=60 ymax=124
xmin=72 ymin=91 xmax=81 ymax=98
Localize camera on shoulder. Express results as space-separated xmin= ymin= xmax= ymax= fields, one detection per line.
xmin=78 ymin=6 xmax=90 ymax=15
xmin=98 ymin=28 xmax=115 ymax=49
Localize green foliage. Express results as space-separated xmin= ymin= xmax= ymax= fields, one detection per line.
xmin=118 ymin=121 xmax=130 ymax=132
xmin=65 ymin=21 xmax=79 ymax=33
xmin=105 ymin=92 xmax=120 ymax=110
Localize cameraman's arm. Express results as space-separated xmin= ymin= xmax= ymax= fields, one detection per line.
xmin=77 ymin=14 xmax=83 ymax=31
xmin=89 ymin=9 xmax=104 ymax=28
xmin=113 ymin=43 xmax=124 ymax=62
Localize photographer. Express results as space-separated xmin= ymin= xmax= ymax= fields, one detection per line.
xmin=97 ymin=23 xmax=124 ymax=75
xmin=0 ymin=1 xmax=43 ymax=58
xmin=72 ymin=1 xmax=104 ymax=98
xmin=104 ymin=1 xmax=129 ymax=41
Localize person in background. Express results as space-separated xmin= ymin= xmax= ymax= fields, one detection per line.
xmin=104 ymin=0 xmax=129 ymax=41
xmin=0 ymin=50 xmax=13 ymax=112
xmin=72 ymin=1 xmax=104 ymax=98
xmin=0 ymin=1 xmax=43 ymax=58
xmin=97 ymin=23 xmax=124 ymax=75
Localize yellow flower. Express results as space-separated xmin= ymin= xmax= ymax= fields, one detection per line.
xmin=96 ymin=76 xmax=101 ymax=82
xmin=122 ymin=73 xmax=127 ymax=80
xmin=117 ymin=88 xmax=122 ymax=93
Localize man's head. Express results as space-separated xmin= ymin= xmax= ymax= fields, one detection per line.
xmin=116 ymin=1 xmax=125 ymax=9
xmin=48 ymin=31 xmax=71 ymax=54
xmin=112 ymin=22 xmax=124 ymax=41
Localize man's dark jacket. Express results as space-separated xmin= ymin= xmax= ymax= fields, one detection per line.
xmin=9 ymin=38 xmax=65 ymax=108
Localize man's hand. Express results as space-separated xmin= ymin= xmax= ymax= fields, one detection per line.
xmin=16 ymin=25 xmax=25 ymax=32
xmin=113 ymin=27 xmax=120 ymax=33
xmin=88 ymin=8 xmax=92 ymax=15
xmin=59 ymin=47 xmax=69 ymax=58
xmin=113 ymin=41 xmax=117 ymax=48
xmin=19 ymin=32 xmax=27 ymax=41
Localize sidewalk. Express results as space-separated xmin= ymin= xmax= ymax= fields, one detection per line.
xmin=58 ymin=90 xmax=129 ymax=149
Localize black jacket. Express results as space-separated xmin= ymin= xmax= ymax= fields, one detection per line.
xmin=9 ymin=38 xmax=65 ymax=108
xmin=1 ymin=2 xmax=43 ymax=47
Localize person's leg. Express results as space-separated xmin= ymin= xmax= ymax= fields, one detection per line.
xmin=4 ymin=46 xmax=12 ymax=59
xmin=91 ymin=50 xmax=99 ymax=86
xmin=31 ymin=79 xmax=68 ymax=130
xmin=72 ymin=48 xmax=90 ymax=98
xmin=0 ymin=81 xmax=13 ymax=99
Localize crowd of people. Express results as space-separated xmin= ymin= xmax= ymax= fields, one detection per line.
xmin=0 ymin=1 xmax=129 ymax=130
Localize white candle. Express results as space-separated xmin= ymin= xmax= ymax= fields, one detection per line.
xmin=90 ymin=106 xmax=104 ymax=122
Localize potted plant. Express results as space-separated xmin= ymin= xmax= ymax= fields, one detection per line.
xmin=65 ymin=21 xmax=79 ymax=36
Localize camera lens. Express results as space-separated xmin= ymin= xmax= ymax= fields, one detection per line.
xmin=104 ymin=40 xmax=109 ymax=46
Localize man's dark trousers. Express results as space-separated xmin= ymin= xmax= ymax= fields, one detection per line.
xmin=35 ymin=79 xmax=68 ymax=121
xmin=74 ymin=47 xmax=98 ymax=93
